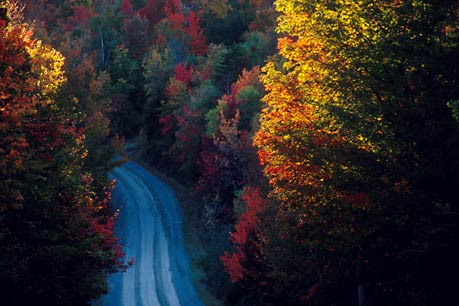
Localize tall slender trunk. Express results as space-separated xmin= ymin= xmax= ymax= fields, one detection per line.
xmin=99 ymin=28 xmax=105 ymax=66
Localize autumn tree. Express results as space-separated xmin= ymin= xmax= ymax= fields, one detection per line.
xmin=140 ymin=47 xmax=174 ymax=158
xmin=251 ymin=0 xmax=459 ymax=305
xmin=221 ymin=187 xmax=267 ymax=283
xmin=109 ymin=45 xmax=144 ymax=137
xmin=0 ymin=2 xmax=124 ymax=305
xmin=138 ymin=0 xmax=164 ymax=26
xmin=186 ymin=11 xmax=207 ymax=56
xmin=89 ymin=2 xmax=122 ymax=67
xmin=196 ymin=66 xmax=263 ymax=222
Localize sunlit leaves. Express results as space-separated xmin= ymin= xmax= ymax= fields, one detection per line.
xmin=0 ymin=5 xmax=124 ymax=304
xmin=253 ymin=0 xmax=459 ymax=304
xmin=28 ymin=40 xmax=66 ymax=97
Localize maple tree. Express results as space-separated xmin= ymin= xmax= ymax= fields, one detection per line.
xmin=3 ymin=0 xmax=278 ymax=304
xmin=186 ymin=11 xmax=207 ymax=56
xmin=221 ymin=187 xmax=267 ymax=282
xmin=0 ymin=2 xmax=124 ymax=304
xmin=138 ymin=0 xmax=164 ymax=26
xmin=251 ymin=0 xmax=459 ymax=305
xmin=196 ymin=66 xmax=264 ymax=223
xmin=122 ymin=14 xmax=151 ymax=60
xmin=120 ymin=0 xmax=133 ymax=15
xmin=65 ymin=5 xmax=93 ymax=31
xmin=13 ymin=1 xmax=458 ymax=305
xmin=197 ymin=111 xmax=246 ymax=219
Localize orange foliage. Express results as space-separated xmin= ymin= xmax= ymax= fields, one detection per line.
xmin=221 ymin=187 xmax=266 ymax=282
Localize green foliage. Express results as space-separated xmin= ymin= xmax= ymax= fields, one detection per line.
xmin=205 ymin=107 xmax=221 ymax=137
xmin=207 ymin=43 xmax=231 ymax=89
xmin=240 ymin=31 xmax=277 ymax=67
xmin=89 ymin=5 xmax=122 ymax=67
xmin=0 ymin=5 xmax=124 ymax=305
xmin=253 ymin=0 xmax=459 ymax=305
xmin=191 ymin=80 xmax=220 ymax=112
xmin=109 ymin=45 xmax=145 ymax=137
xmin=447 ymin=100 xmax=459 ymax=122
xmin=232 ymin=189 xmax=246 ymax=218
xmin=141 ymin=47 xmax=174 ymax=157
xmin=200 ymin=0 xmax=253 ymax=45
xmin=143 ymin=47 xmax=173 ymax=107
xmin=236 ymin=85 xmax=262 ymax=131
xmin=8 ymin=0 xmax=277 ymax=303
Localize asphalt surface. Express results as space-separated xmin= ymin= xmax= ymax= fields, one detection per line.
xmin=100 ymin=162 xmax=204 ymax=306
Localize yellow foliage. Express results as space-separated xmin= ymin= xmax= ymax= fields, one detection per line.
xmin=27 ymin=40 xmax=66 ymax=99
xmin=198 ymin=0 xmax=232 ymax=18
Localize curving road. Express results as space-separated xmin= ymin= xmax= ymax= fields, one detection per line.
xmin=100 ymin=161 xmax=204 ymax=306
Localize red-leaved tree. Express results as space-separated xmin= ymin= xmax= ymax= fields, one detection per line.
xmin=221 ymin=187 xmax=267 ymax=282
xmin=0 ymin=4 xmax=124 ymax=304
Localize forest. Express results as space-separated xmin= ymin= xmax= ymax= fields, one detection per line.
xmin=1 ymin=0 xmax=458 ymax=305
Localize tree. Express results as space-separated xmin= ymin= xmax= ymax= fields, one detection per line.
xmin=120 ymin=0 xmax=133 ymax=15
xmin=122 ymin=14 xmax=151 ymax=60
xmin=186 ymin=11 xmax=207 ymax=56
xmin=138 ymin=0 xmax=164 ymax=26
xmin=89 ymin=3 xmax=122 ymax=67
xmin=141 ymin=47 xmax=174 ymax=159
xmin=252 ymin=0 xmax=459 ymax=305
xmin=221 ymin=187 xmax=267 ymax=283
xmin=108 ymin=45 xmax=144 ymax=137
xmin=0 ymin=2 xmax=124 ymax=304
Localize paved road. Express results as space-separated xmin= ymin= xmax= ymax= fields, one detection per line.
xmin=100 ymin=162 xmax=204 ymax=306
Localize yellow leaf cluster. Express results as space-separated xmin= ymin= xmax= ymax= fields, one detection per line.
xmin=27 ymin=40 xmax=66 ymax=98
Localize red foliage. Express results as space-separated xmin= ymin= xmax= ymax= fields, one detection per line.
xmin=168 ymin=12 xmax=186 ymax=31
xmin=175 ymin=120 xmax=199 ymax=147
xmin=40 ymin=4 xmax=58 ymax=29
xmin=138 ymin=0 xmax=163 ymax=24
xmin=174 ymin=62 xmax=193 ymax=84
xmin=219 ymin=93 xmax=238 ymax=120
xmin=65 ymin=5 xmax=93 ymax=31
xmin=26 ymin=122 xmax=73 ymax=161
xmin=195 ymin=139 xmax=221 ymax=193
xmin=173 ymin=105 xmax=202 ymax=164
xmin=156 ymin=32 xmax=167 ymax=46
xmin=120 ymin=0 xmax=133 ymax=15
xmin=1 ymin=11 xmax=126 ymax=303
xmin=340 ymin=192 xmax=371 ymax=210
xmin=74 ymin=5 xmax=92 ymax=24
xmin=220 ymin=251 xmax=246 ymax=283
xmin=301 ymin=282 xmax=323 ymax=304
xmin=159 ymin=114 xmax=175 ymax=135
xmin=164 ymin=0 xmax=182 ymax=16
xmin=230 ymin=187 xmax=265 ymax=245
xmin=230 ymin=66 xmax=261 ymax=97
xmin=162 ymin=6 xmax=207 ymax=56
xmin=0 ymin=20 xmax=34 ymax=174
xmin=186 ymin=11 xmax=207 ymax=56
xmin=89 ymin=217 xmax=126 ymax=270
xmin=221 ymin=187 xmax=266 ymax=282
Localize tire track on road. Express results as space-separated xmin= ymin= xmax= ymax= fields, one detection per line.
xmin=100 ymin=162 xmax=203 ymax=306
